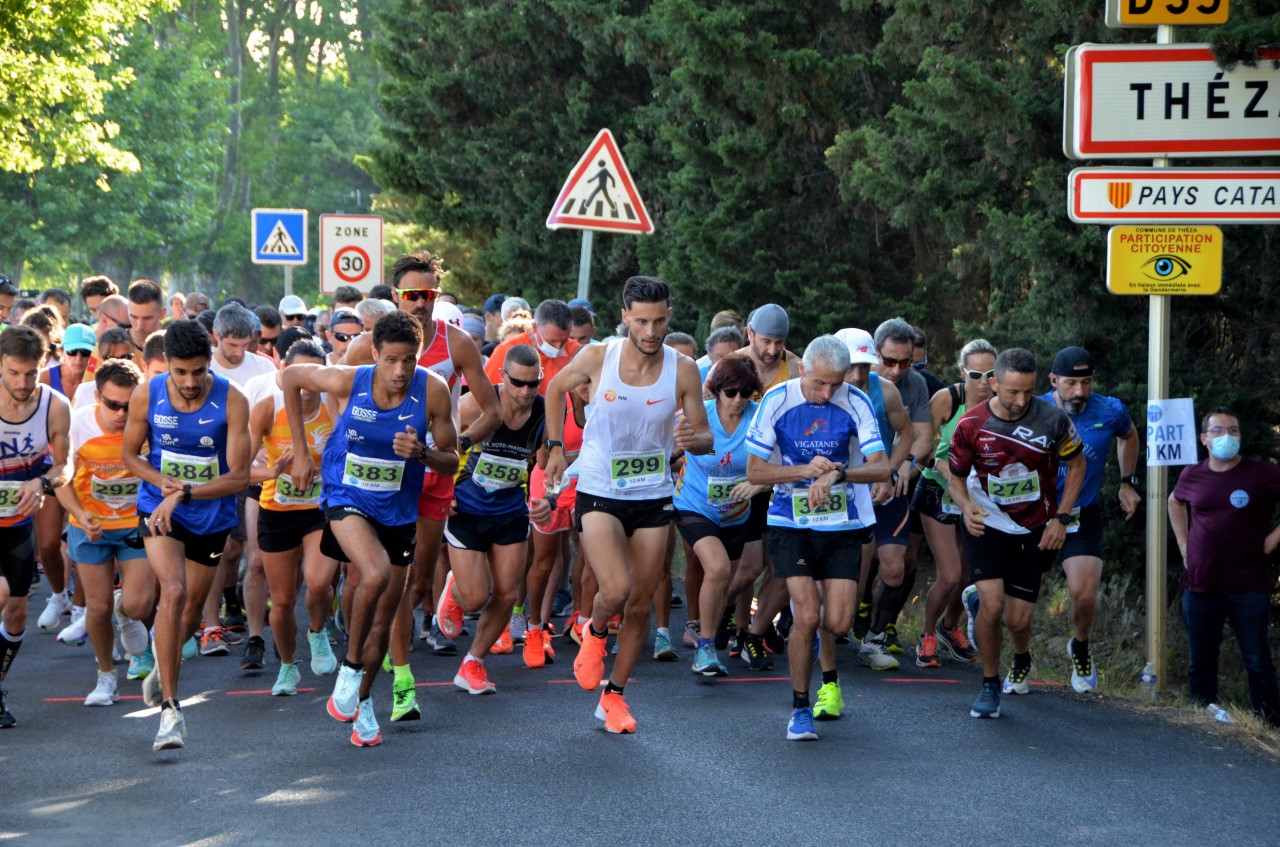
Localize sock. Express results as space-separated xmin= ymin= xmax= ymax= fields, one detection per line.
xmin=342 ymin=658 xmax=363 ymax=672
xmin=222 ymin=587 xmax=240 ymax=615
xmin=71 ymin=605 xmax=86 ymax=614
xmin=589 ymin=621 xmax=608 ymax=640
xmin=821 ymin=669 xmax=838 ymax=686
xmin=393 ymin=664 xmax=414 ymax=685
xmin=697 ymin=637 xmax=713 ymax=650
xmin=983 ymin=675 xmax=1000 ymax=686
xmin=576 ymin=613 xmax=588 ymax=626
xmin=1013 ymin=651 xmax=1032 ymax=671
xmin=528 ymin=623 xmax=543 ymax=632
xmin=464 ymin=653 xmax=483 ymax=665
xmin=793 ymin=690 xmax=810 ymax=709
xmin=512 ymin=603 xmax=524 ymax=615
xmin=0 ymin=623 xmax=24 ymax=681
xmin=657 ymin=627 xmax=669 ymax=638
xmin=162 ymin=698 xmax=181 ymax=711
xmin=203 ymin=625 xmax=218 ymax=636
xmin=604 ymin=679 xmax=624 ymax=695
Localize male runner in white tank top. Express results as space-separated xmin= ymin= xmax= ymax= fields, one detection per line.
xmin=544 ymin=276 xmax=713 ymax=734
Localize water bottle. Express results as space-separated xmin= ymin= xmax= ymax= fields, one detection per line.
xmin=1140 ymin=661 xmax=1158 ymax=700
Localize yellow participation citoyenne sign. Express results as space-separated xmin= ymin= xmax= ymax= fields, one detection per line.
xmin=1106 ymin=225 xmax=1222 ymax=295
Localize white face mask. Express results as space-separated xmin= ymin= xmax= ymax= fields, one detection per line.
xmin=535 ymin=330 xmax=564 ymax=359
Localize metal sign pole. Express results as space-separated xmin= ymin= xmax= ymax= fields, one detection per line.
xmin=1145 ymin=22 xmax=1175 ymax=695
xmin=576 ymin=230 xmax=594 ymax=301
xmin=284 ymin=266 xmax=294 ymax=299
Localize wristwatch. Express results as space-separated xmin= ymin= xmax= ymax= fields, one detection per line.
xmin=1054 ymin=512 xmax=1072 ymax=525
xmin=181 ymin=484 xmax=193 ymax=505
xmin=458 ymin=435 xmax=473 ymax=454
xmin=906 ymin=453 xmax=917 ymax=468
xmin=545 ymin=439 xmax=564 ymax=452
xmin=1121 ymin=474 xmax=1141 ymax=489
xmin=889 ymin=468 xmax=900 ymax=486
xmin=39 ymin=475 xmax=55 ymax=496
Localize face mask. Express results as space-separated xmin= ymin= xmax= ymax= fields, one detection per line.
xmin=1209 ymin=434 xmax=1240 ymax=461
xmin=535 ymin=332 xmax=563 ymax=359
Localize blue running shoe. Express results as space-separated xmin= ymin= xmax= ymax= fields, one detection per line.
xmin=127 ymin=647 xmax=155 ymax=681
xmin=962 ymin=585 xmax=980 ymax=651
xmin=787 ymin=706 xmax=818 ymax=741
xmin=970 ymin=680 xmax=1002 ymax=719
xmin=182 ymin=635 xmax=199 ymax=661
xmin=691 ymin=643 xmax=727 ymax=677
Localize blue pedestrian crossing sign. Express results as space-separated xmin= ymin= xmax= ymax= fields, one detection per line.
xmin=251 ymin=208 xmax=308 ymax=265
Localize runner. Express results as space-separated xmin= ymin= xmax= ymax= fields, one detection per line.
xmin=544 ymin=276 xmax=713 ymax=734
xmin=1044 ymin=346 xmax=1140 ymax=692
xmin=55 ymin=360 xmax=157 ymax=705
xmin=0 ymin=328 xmax=72 ymax=728
xmin=437 ymin=344 xmax=551 ymax=693
xmin=912 ymin=338 xmax=996 ymax=667
xmin=122 ymin=320 xmax=251 ymax=750
xmin=249 ymin=338 xmax=340 ymax=697
xmin=746 ymin=335 xmax=888 ymax=740
xmin=672 ymin=353 xmax=768 ymax=677
xmin=284 ymin=310 xmax=457 ymax=747
xmin=946 ymin=348 xmax=1085 ymax=719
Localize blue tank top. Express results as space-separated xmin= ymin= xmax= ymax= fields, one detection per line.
xmin=453 ymin=390 xmax=545 ymax=517
xmin=139 ymin=373 xmax=237 ymax=534
xmin=48 ymin=365 xmax=64 ymax=398
xmin=322 ymin=365 xmax=429 ymax=527
xmin=867 ymin=372 xmax=891 ymax=450
xmin=673 ymin=398 xmax=758 ymax=526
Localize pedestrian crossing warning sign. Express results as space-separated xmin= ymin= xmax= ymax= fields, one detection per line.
xmin=546 ymin=129 xmax=653 ymax=235
xmin=251 ymin=208 xmax=308 ymax=265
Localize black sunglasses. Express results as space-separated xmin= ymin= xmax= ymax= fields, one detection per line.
xmin=720 ymin=388 xmax=750 ymax=399
xmin=504 ymin=370 xmax=542 ymax=389
xmin=64 ymin=349 xmax=93 ymax=358
xmin=100 ymin=396 xmax=129 ymax=412
xmin=333 ymin=330 xmax=362 ymax=343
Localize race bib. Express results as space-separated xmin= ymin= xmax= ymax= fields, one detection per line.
xmin=986 ymin=471 xmax=1039 ymax=506
xmin=706 ymin=476 xmax=746 ymax=508
xmin=791 ymin=485 xmax=848 ymax=527
xmin=0 ymin=480 xmax=22 ymax=518
xmin=609 ymin=451 xmax=667 ymax=491
xmin=91 ymin=475 xmax=139 ymax=510
xmin=342 ymin=453 xmax=404 ymax=492
xmin=160 ymin=450 xmax=219 ymax=484
xmin=473 ymin=453 xmax=528 ymax=493
xmin=274 ymin=473 xmax=321 ymax=507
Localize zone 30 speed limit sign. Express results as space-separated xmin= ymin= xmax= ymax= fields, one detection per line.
xmin=320 ymin=214 xmax=383 ymax=294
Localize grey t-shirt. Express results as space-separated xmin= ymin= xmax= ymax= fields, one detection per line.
xmin=891 ymin=368 xmax=932 ymax=424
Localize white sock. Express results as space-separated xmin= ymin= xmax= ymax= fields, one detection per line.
xmin=657 ymin=627 xmax=670 ymax=638
xmin=464 ymin=653 xmax=483 ymax=665
xmin=529 ymin=623 xmax=543 ymax=632
xmin=576 ymin=614 xmax=588 ymax=626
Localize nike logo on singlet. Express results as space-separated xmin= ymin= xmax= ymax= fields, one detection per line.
xmin=646 ymin=399 xmax=664 ymax=406
xmin=398 ymin=414 xmax=413 ymax=420
xmin=198 ymin=418 xmax=214 ymax=424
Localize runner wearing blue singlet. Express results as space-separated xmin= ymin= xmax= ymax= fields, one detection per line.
xmin=284 ymin=311 xmax=458 ymax=748
xmin=122 ymin=320 xmax=252 ymax=752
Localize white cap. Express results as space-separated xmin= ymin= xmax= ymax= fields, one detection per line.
xmin=433 ymin=301 xmax=464 ymax=329
xmin=835 ymin=328 xmax=878 ymax=365
xmin=278 ymin=294 xmax=307 ymax=316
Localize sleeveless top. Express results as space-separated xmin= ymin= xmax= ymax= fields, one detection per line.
xmin=576 ymin=339 xmax=678 ymax=500
xmin=418 ymin=319 xmax=461 ymax=447
xmin=923 ymin=384 xmax=965 ymax=487
xmin=673 ymin=398 xmax=758 ymax=526
xmin=258 ymin=377 xmax=335 ymax=512
xmin=139 ymin=374 xmax=237 ymax=534
xmin=0 ymin=386 xmax=62 ymax=528
xmin=453 ymin=388 xmax=546 ymax=517
xmin=866 ymin=372 xmax=891 ymax=452
xmin=763 ymin=356 xmax=791 ymax=392
xmin=321 ymin=365 xmax=430 ymax=526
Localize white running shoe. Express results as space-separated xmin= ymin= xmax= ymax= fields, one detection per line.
xmin=859 ymin=633 xmax=900 ymax=671
xmin=350 ymin=697 xmax=381 ymax=747
xmin=272 ymin=663 xmax=300 ymax=697
xmin=38 ymin=591 xmax=71 ymax=631
xmin=57 ymin=606 xmax=88 ymax=646
xmin=115 ymin=591 xmax=150 ymax=657
xmin=509 ymin=611 xmax=528 ymax=645
xmin=153 ymin=706 xmax=186 ymax=751
xmin=327 ymin=664 xmax=362 ymax=721
xmin=85 ymin=671 xmax=119 ymax=706
xmin=309 ymin=630 xmax=337 ymax=676
xmin=141 ymin=658 xmax=163 ymax=707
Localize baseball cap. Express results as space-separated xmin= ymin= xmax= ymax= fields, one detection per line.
xmin=748 ymin=303 xmax=789 ymax=339
xmin=63 ymin=324 xmax=96 ymax=353
xmin=329 ymin=309 xmax=363 ymax=328
xmin=567 ymin=297 xmax=595 ymax=315
xmin=278 ymin=294 xmax=307 ymax=317
xmin=1051 ymin=346 xmax=1094 ymax=377
xmin=835 ymin=328 xmax=878 ymax=365
xmin=482 ymin=294 xmax=507 ymax=315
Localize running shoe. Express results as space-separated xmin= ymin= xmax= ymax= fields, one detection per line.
xmin=1003 ymin=662 xmax=1033 ymax=695
xmin=37 ymin=591 xmax=71 ymax=631
xmin=56 ymin=607 xmax=88 ymax=646
xmin=221 ymin=611 xmax=248 ymax=633
xmin=741 ymin=635 xmax=774 ymax=672
xmin=729 ymin=627 xmax=747 ymax=658
xmin=859 ymin=633 xmax=900 ymax=671
xmin=327 ymin=664 xmax=362 ymax=722
xmin=851 ymin=601 xmax=871 ymax=642
xmin=199 ymin=627 xmax=230 ymax=657
xmin=381 ymin=652 xmax=393 ymax=674
xmin=970 ymin=680 xmax=1001 ymax=719
xmin=240 ymin=635 xmax=266 ymax=670
xmin=786 ymin=706 xmax=818 ymax=741
xmin=153 ymin=705 xmax=187 ymax=751
xmin=775 ymin=607 xmax=793 ymax=639
xmin=509 ymin=611 xmax=528 ymax=645
xmin=391 ymin=678 xmax=421 ymax=720
xmin=1067 ymin=637 xmax=1098 ymax=693
xmin=85 ymin=671 xmax=119 ymax=707
xmin=182 ymin=635 xmax=199 ymax=661
xmin=653 ymin=632 xmax=678 ymax=662
xmin=0 ymin=689 xmax=15 ymax=728
xmin=671 ymin=593 xmax=684 ymax=609
xmin=325 ymin=615 xmax=343 ymax=647
xmin=883 ymin=622 xmax=904 ymax=655
xmin=714 ymin=610 xmax=736 ymax=651
xmin=272 ymin=663 xmax=300 ymax=697
xmin=573 ymin=622 xmax=608 ymax=690
xmin=691 ymin=643 xmax=728 ymax=677
xmin=607 ymin=615 xmax=621 ymax=635
xmin=309 ymin=630 xmax=338 ymax=676
xmin=542 ymin=635 xmax=556 ymax=664
xmin=550 ymin=585 xmax=573 ymax=618
xmin=813 ymin=681 xmax=843 ymax=721
xmin=351 ymin=697 xmax=382 ymax=747
xmin=492 ymin=624 xmax=514 ymax=655
xmin=416 ymin=614 xmax=432 ymax=642
xmin=962 ymin=585 xmax=980 ymax=650
xmin=595 ymin=690 xmax=637 ymax=734
xmin=128 ymin=647 xmax=154 ymax=681
xmin=523 ymin=627 xmax=549 ymax=669
xmin=115 ymin=591 xmax=150 ymax=657
xmin=762 ymin=625 xmax=786 ymax=655
xmin=1205 ymin=703 xmax=1234 ymax=724
xmin=427 ymin=619 xmax=458 ymax=656
xmin=567 ymin=616 xmax=586 ymax=645
xmin=915 ymin=633 xmax=941 ymax=669
xmin=141 ymin=660 xmax=163 ymax=708
xmin=437 ymin=572 xmax=464 ymax=639
xmin=682 ymin=620 xmax=700 ymax=648
xmin=835 ymin=630 xmax=851 ymax=645
xmin=454 ymin=658 xmax=496 ymax=695
xmin=936 ymin=621 xmax=977 ymax=663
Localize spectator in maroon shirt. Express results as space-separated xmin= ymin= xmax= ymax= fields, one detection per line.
xmin=1168 ymin=406 xmax=1280 ymax=727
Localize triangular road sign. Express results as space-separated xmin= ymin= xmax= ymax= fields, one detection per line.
xmin=546 ymin=129 xmax=654 ymax=235
xmin=260 ymin=220 xmax=301 ymax=256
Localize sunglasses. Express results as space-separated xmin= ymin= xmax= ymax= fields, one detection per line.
xmin=283 ymin=314 xmax=307 ymax=322
xmin=259 ymin=334 xmax=279 ymax=344
xmin=333 ymin=330 xmax=362 ymax=343
xmin=108 ymin=317 xmax=133 ymax=330
xmin=966 ymin=369 xmax=995 ymax=381
xmin=399 ymin=288 xmax=441 ymax=303
xmin=504 ymin=370 xmax=542 ymax=389
xmin=880 ymin=355 xmax=913 ymax=368
xmin=100 ymin=396 xmax=129 ymax=412
xmin=64 ymin=349 xmax=92 ymax=358
xmin=720 ymin=388 xmax=751 ymax=399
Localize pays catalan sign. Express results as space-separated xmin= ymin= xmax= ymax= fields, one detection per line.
xmin=1064 ymin=44 xmax=1280 ymax=160
xmin=1105 ymin=0 xmax=1228 ymax=28
xmin=1106 ymin=226 xmax=1222 ymax=295
xmin=1069 ymin=168 xmax=1280 ymax=224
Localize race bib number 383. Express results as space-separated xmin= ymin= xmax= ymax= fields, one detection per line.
xmin=343 ymin=453 xmax=404 ymax=492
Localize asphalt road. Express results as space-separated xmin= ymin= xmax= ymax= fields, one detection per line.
xmin=3 ymin=585 xmax=1278 ymax=847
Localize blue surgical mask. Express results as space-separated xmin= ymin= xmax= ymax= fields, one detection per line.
xmin=1209 ymin=434 xmax=1240 ymax=461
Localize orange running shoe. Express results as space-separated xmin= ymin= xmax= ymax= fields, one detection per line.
xmin=523 ymin=627 xmax=547 ymax=669
xmin=199 ymin=626 xmax=230 ymax=657
xmin=573 ymin=621 xmax=608 ymax=690
xmin=594 ymin=690 xmax=637 ymax=734
xmin=568 ymin=614 xmax=585 ymax=645
xmin=543 ymin=636 xmax=556 ymax=665
xmin=437 ymin=572 xmax=464 ymax=639
xmin=607 ymin=615 xmax=621 ymax=635
xmin=453 ymin=658 xmax=496 ymax=694
xmin=492 ymin=623 xmax=513 ymax=654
